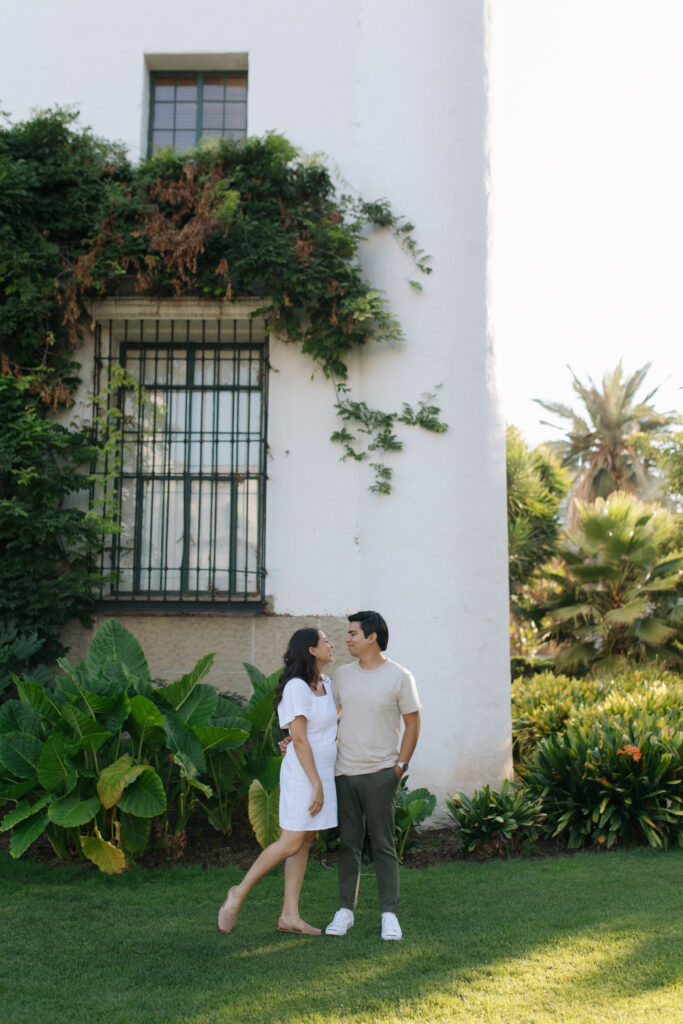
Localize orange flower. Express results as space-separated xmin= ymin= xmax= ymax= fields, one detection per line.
xmin=617 ymin=744 xmax=642 ymax=761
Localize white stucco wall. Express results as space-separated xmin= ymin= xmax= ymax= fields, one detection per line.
xmin=1 ymin=0 xmax=511 ymax=806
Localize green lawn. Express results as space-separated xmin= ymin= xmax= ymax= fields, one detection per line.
xmin=1 ymin=849 xmax=681 ymax=1024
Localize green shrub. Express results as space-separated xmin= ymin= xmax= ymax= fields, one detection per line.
xmin=445 ymin=779 xmax=546 ymax=855
xmin=0 ymin=620 xmax=284 ymax=872
xmin=520 ymin=721 xmax=683 ymax=850
xmin=512 ymin=668 xmax=683 ymax=761
xmin=394 ymin=777 xmax=436 ymax=860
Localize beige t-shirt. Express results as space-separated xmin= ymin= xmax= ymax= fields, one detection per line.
xmin=332 ymin=658 xmax=422 ymax=776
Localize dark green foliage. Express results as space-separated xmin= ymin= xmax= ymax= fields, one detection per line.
xmin=506 ymin=667 xmax=683 ymax=852
xmin=506 ymin=426 xmax=569 ymax=597
xmin=0 ymin=622 xmax=51 ymax=702
xmin=520 ymin=722 xmax=682 ymax=849
xmin=0 ymin=374 xmax=110 ymax=663
xmin=394 ymin=776 xmax=437 ymax=859
xmin=0 ymin=108 xmax=129 ymax=368
xmin=0 ymin=620 xmax=278 ymax=871
xmin=445 ymin=779 xmax=546 ymax=855
xmin=0 ymin=113 xmax=442 ymax=658
xmin=534 ymin=492 xmax=683 ymax=673
xmin=511 ymin=667 xmax=683 ymax=761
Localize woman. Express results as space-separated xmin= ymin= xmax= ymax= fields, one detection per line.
xmin=217 ymin=627 xmax=337 ymax=935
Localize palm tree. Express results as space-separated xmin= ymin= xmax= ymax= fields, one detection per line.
xmin=506 ymin=426 xmax=569 ymax=597
xmin=534 ymin=492 xmax=683 ymax=675
xmin=535 ymin=363 xmax=679 ymax=520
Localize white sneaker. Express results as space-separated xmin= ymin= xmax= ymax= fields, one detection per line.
xmin=325 ymin=908 xmax=354 ymax=936
xmin=381 ymin=912 xmax=402 ymax=940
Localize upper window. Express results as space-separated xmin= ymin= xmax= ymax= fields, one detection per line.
xmin=93 ymin=317 xmax=267 ymax=609
xmin=148 ymin=71 xmax=247 ymax=156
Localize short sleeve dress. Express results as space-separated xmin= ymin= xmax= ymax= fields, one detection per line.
xmin=277 ymin=675 xmax=338 ymax=831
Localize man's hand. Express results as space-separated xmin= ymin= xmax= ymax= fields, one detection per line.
xmin=278 ymin=735 xmax=292 ymax=756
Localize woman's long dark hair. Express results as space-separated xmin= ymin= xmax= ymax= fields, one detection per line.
xmin=273 ymin=627 xmax=321 ymax=708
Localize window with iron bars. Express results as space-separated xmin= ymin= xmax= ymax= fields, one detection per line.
xmin=93 ymin=318 xmax=267 ymax=609
xmin=148 ymin=71 xmax=248 ymax=156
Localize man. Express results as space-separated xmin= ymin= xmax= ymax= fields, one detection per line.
xmin=325 ymin=610 xmax=421 ymax=941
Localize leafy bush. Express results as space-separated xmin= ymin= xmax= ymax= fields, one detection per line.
xmin=0 ymin=620 xmax=284 ymax=872
xmin=0 ymin=621 xmax=52 ymax=702
xmin=511 ymin=668 xmax=683 ymax=762
xmin=520 ymin=721 xmax=682 ymax=850
xmin=445 ymin=779 xmax=546 ymax=856
xmin=394 ymin=777 xmax=436 ymax=860
xmin=534 ymin=493 xmax=683 ymax=674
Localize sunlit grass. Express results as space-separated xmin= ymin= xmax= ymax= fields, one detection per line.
xmin=1 ymin=848 xmax=681 ymax=1023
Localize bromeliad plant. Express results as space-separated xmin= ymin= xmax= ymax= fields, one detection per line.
xmin=445 ymin=779 xmax=546 ymax=856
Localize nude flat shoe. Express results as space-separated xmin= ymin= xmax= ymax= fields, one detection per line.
xmin=217 ymin=887 xmax=240 ymax=934
xmin=277 ymin=918 xmax=321 ymax=935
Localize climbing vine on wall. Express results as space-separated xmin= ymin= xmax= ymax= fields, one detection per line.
xmin=2 ymin=109 xmax=445 ymax=490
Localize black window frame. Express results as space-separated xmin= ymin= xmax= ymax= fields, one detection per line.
xmin=92 ymin=317 xmax=268 ymax=611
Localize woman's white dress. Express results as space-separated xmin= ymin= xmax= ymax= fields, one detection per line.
xmin=277 ymin=675 xmax=338 ymax=831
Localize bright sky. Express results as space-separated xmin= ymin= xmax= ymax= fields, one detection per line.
xmin=490 ymin=0 xmax=683 ymax=447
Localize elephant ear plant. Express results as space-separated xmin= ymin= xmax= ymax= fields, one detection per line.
xmin=0 ymin=619 xmax=249 ymax=872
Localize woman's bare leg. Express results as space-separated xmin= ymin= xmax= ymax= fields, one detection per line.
xmin=221 ymin=829 xmax=307 ymax=916
xmin=280 ymin=832 xmax=317 ymax=928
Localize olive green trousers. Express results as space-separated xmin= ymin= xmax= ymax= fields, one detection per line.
xmin=335 ymin=766 xmax=400 ymax=914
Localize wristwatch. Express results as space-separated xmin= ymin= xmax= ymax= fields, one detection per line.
xmin=395 ymin=762 xmax=409 ymax=772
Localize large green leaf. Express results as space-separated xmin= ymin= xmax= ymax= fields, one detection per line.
xmin=254 ymin=754 xmax=283 ymax=791
xmin=195 ymin=724 xmax=249 ymax=754
xmin=119 ymin=812 xmax=151 ymax=858
xmin=164 ymin=713 xmax=206 ymax=774
xmin=71 ymin=730 xmax=113 ymax=754
xmin=48 ymin=790 xmax=101 ymax=828
xmin=80 ymin=832 xmax=126 ymax=874
xmin=645 ymin=573 xmax=683 ymax=592
xmin=9 ymin=811 xmax=49 ymax=858
xmin=602 ymin=599 xmax=648 ymax=626
xmin=85 ymin=619 xmax=151 ymax=688
xmin=242 ymin=662 xmax=266 ymax=687
xmin=71 ymin=689 xmax=118 ymax=715
xmin=212 ymin=696 xmax=249 ymax=732
xmin=129 ymin=694 xmax=165 ymax=731
xmin=158 ymin=653 xmax=215 ymax=706
xmin=245 ymin=670 xmax=282 ymax=734
xmin=174 ymin=683 xmax=218 ymax=728
xmin=0 ymin=732 xmax=43 ymax=779
xmin=117 ymin=768 xmax=167 ymax=818
xmin=97 ymin=755 xmax=147 ymax=809
xmin=100 ymin=693 xmax=131 ymax=735
xmin=0 ymin=779 xmax=36 ymax=803
xmin=15 ymin=678 xmax=60 ymax=723
xmin=128 ymin=695 xmax=166 ymax=751
xmin=0 ymin=700 xmax=43 ymax=738
xmin=635 ymin=619 xmax=676 ymax=645
xmin=37 ymin=733 xmax=78 ymax=793
xmin=1 ymin=792 xmax=50 ymax=831
xmin=248 ymin=779 xmax=281 ymax=849
xmin=60 ymin=703 xmax=108 ymax=740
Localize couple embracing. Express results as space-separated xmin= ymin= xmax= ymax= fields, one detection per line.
xmin=217 ymin=610 xmax=422 ymax=941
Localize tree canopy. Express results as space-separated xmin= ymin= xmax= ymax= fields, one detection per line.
xmin=535 ymin=363 xmax=679 ymax=518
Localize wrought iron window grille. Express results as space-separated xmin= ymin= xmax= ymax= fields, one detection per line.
xmin=92 ymin=317 xmax=267 ymax=610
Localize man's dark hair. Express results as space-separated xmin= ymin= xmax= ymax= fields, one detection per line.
xmin=348 ymin=610 xmax=389 ymax=651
